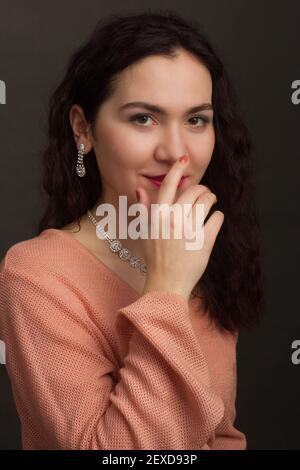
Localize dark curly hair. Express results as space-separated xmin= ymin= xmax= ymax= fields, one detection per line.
xmin=36 ymin=9 xmax=266 ymax=335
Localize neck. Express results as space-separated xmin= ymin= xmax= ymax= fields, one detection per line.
xmin=87 ymin=196 xmax=146 ymax=264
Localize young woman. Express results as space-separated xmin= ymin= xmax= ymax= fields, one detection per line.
xmin=0 ymin=10 xmax=265 ymax=450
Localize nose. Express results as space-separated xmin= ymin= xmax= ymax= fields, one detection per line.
xmin=154 ymin=126 xmax=188 ymax=164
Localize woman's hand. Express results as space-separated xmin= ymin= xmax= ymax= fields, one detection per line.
xmin=137 ymin=156 xmax=224 ymax=301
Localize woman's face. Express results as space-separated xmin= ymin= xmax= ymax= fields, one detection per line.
xmin=73 ymin=48 xmax=215 ymax=208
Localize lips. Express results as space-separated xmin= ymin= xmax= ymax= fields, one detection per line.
xmin=143 ymin=174 xmax=166 ymax=181
xmin=144 ymin=175 xmax=187 ymax=188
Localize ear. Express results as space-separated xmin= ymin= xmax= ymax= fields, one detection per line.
xmin=69 ymin=104 xmax=93 ymax=153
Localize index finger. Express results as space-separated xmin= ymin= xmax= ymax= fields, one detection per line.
xmin=157 ymin=155 xmax=190 ymax=205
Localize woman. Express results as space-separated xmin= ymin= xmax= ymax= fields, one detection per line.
xmin=0 ymin=10 xmax=264 ymax=450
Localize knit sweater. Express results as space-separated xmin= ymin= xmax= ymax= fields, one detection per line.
xmin=0 ymin=228 xmax=247 ymax=450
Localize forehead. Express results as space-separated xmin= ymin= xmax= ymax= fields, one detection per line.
xmin=112 ymin=50 xmax=213 ymax=104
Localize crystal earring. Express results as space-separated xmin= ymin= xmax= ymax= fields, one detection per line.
xmin=76 ymin=143 xmax=86 ymax=177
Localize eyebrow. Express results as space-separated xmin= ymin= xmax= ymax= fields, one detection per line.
xmin=119 ymin=101 xmax=213 ymax=115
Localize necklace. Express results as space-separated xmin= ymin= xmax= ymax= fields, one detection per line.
xmin=86 ymin=209 xmax=147 ymax=276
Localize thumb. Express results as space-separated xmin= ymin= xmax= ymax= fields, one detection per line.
xmin=136 ymin=187 xmax=150 ymax=211
xmin=136 ymin=187 xmax=152 ymax=235
xmin=136 ymin=187 xmax=152 ymax=246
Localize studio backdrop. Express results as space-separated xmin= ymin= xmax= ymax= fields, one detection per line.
xmin=0 ymin=0 xmax=299 ymax=450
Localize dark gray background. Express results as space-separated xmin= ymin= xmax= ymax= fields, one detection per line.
xmin=0 ymin=0 xmax=299 ymax=450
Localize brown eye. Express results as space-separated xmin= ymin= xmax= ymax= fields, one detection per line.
xmin=130 ymin=114 xmax=154 ymax=126
xmin=189 ymin=116 xmax=209 ymax=126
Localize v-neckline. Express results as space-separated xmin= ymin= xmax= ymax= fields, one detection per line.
xmin=41 ymin=228 xmax=142 ymax=298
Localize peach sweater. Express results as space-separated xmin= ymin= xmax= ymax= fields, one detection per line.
xmin=0 ymin=228 xmax=247 ymax=450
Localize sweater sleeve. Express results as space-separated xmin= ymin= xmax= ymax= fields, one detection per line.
xmin=0 ymin=253 xmax=225 ymax=450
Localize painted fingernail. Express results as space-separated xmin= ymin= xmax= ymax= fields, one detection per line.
xmin=136 ymin=190 xmax=140 ymax=201
xmin=179 ymin=155 xmax=189 ymax=164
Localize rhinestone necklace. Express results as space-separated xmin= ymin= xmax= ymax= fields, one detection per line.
xmin=86 ymin=209 xmax=147 ymax=276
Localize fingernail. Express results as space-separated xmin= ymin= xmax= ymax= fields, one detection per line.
xmin=179 ymin=155 xmax=189 ymax=164
xmin=136 ymin=190 xmax=140 ymax=201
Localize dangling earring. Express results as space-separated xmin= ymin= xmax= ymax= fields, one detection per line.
xmin=76 ymin=143 xmax=86 ymax=177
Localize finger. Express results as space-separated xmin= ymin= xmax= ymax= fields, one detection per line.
xmin=202 ymin=210 xmax=224 ymax=255
xmin=136 ymin=186 xmax=153 ymax=239
xmin=136 ymin=186 xmax=150 ymax=212
xmin=157 ymin=156 xmax=190 ymax=206
xmin=182 ymin=191 xmax=217 ymax=240
xmin=192 ymin=191 xmax=217 ymax=222
xmin=176 ymin=184 xmax=212 ymax=213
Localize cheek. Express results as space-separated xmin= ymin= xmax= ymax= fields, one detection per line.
xmin=97 ymin=124 xmax=147 ymax=167
xmin=193 ymin=128 xmax=215 ymax=168
xmin=206 ymin=125 xmax=215 ymax=150
xmin=203 ymin=128 xmax=215 ymax=162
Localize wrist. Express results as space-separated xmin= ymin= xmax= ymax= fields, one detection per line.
xmin=142 ymin=279 xmax=190 ymax=302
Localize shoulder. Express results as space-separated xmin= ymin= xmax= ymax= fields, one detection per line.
xmin=0 ymin=229 xmax=92 ymax=299
xmin=1 ymin=229 xmax=59 ymax=268
xmin=0 ymin=230 xmax=72 ymax=294
xmin=0 ymin=229 xmax=124 ymax=305
xmin=0 ymin=230 xmax=100 ymax=328
xmin=0 ymin=229 xmax=90 ymax=278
